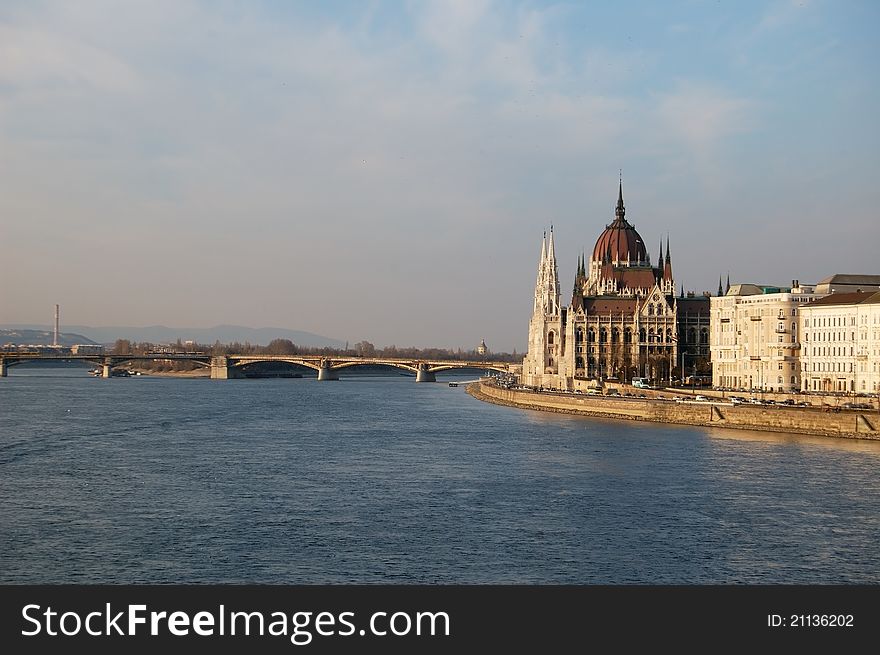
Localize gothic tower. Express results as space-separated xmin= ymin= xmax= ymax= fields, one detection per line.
xmin=523 ymin=227 xmax=563 ymax=387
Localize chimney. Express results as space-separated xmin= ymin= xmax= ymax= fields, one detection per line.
xmin=53 ymin=304 xmax=60 ymax=347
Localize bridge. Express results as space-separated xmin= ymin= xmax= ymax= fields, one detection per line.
xmin=0 ymin=352 xmax=513 ymax=382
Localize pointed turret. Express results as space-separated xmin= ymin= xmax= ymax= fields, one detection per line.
xmin=680 ymin=284 xmax=684 ymax=298
xmin=545 ymin=226 xmax=560 ymax=315
xmin=614 ymin=178 xmax=625 ymax=222
xmin=572 ymin=252 xmax=585 ymax=310
xmin=663 ymin=235 xmax=673 ymax=282
xmin=656 ymin=238 xmax=664 ymax=282
xmin=718 ymin=276 xmax=724 ymax=297
xmin=725 ymin=274 xmax=730 ymax=294
xmin=536 ymin=231 xmax=547 ymax=278
xmin=533 ymin=231 xmax=548 ymax=313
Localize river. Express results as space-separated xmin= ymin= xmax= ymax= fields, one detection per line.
xmin=1 ymin=367 xmax=879 ymax=583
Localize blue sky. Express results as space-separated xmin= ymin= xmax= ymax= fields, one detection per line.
xmin=1 ymin=1 xmax=878 ymax=351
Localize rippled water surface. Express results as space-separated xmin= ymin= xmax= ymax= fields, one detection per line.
xmin=2 ymin=367 xmax=879 ymax=583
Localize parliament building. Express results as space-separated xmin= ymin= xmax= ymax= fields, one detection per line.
xmin=522 ymin=182 xmax=710 ymax=390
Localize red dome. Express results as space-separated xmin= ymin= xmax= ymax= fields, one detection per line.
xmin=592 ymin=219 xmax=647 ymax=263
xmin=591 ymin=184 xmax=646 ymax=263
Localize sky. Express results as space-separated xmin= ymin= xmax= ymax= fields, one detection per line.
xmin=1 ymin=1 xmax=878 ymax=352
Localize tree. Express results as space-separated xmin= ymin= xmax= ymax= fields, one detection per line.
xmin=266 ymin=338 xmax=298 ymax=355
xmin=112 ymin=339 xmax=132 ymax=355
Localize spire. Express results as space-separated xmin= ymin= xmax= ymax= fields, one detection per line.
xmin=663 ymin=235 xmax=673 ymax=281
xmin=534 ymin=230 xmax=551 ymax=314
xmin=680 ymin=284 xmax=684 ymax=298
xmin=535 ymin=231 xmax=547 ymax=287
xmin=718 ymin=276 xmax=724 ymax=297
xmin=545 ymin=225 xmax=560 ymax=315
xmin=658 ymin=239 xmax=663 ymax=266
xmin=725 ymin=273 xmax=730 ymax=293
xmin=615 ymin=175 xmax=625 ymax=222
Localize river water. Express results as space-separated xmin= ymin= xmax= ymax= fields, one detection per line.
xmin=1 ymin=367 xmax=879 ymax=584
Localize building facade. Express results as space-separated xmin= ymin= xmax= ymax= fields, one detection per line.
xmin=710 ymin=282 xmax=818 ymax=392
xmin=800 ymin=290 xmax=880 ymax=394
xmin=523 ymin=183 xmax=710 ymax=390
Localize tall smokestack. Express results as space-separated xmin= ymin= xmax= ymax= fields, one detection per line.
xmin=54 ymin=304 xmax=60 ymax=347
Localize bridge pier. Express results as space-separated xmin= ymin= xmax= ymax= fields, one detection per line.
xmin=0 ymin=358 xmax=7 ymax=377
xmin=317 ymin=360 xmax=339 ymax=381
xmin=415 ymin=363 xmax=436 ymax=383
xmin=102 ymin=361 xmax=112 ymax=378
xmin=210 ymin=356 xmax=243 ymax=379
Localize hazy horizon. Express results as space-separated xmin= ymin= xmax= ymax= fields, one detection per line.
xmin=2 ymin=1 xmax=878 ymax=351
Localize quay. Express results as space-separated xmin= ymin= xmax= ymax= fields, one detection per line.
xmin=467 ymin=381 xmax=880 ymax=441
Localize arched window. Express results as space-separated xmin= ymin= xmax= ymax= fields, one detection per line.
xmin=588 ymin=329 xmax=595 ymax=343
xmin=700 ymin=329 xmax=708 ymax=344
xmin=548 ymin=331 xmax=555 ymax=345
xmin=648 ymin=304 xmax=654 ymax=316
xmin=576 ymin=357 xmax=584 ymax=369
xmin=599 ymin=328 xmax=607 ymax=343
xmin=688 ymin=328 xmax=696 ymax=343
xmin=575 ymin=328 xmax=584 ymax=343
xmin=611 ymin=328 xmax=620 ymax=343
xmin=639 ymin=328 xmax=646 ymax=343
xmin=624 ymin=328 xmax=632 ymax=344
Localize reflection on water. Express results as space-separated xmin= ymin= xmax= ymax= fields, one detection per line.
xmin=1 ymin=368 xmax=879 ymax=584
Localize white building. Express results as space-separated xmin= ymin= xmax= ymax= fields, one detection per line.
xmin=710 ymin=282 xmax=819 ymax=392
xmin=800 ymin=290 xmax=880 ymax=394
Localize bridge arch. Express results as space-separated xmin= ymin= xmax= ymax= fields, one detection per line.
xmin=329 ymin=361 xmax=420 ymax=374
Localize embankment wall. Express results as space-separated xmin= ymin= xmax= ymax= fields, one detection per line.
xmin=468 ymin=382 xmax=879 ymax=440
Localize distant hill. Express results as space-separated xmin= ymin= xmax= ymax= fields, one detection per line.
xmin=0 ymin=324 xmax=345 ymax=348
xmin=0 ymin=329 xmax=97 ymax=348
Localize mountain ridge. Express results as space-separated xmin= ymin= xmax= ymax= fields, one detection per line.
xmin=0 ymin=324 xmax=345 ymax=348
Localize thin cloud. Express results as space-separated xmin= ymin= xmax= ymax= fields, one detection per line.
xmin=654 ymin=83 xmax=756 ymax=158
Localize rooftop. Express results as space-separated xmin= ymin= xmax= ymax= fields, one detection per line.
xmin=809 ymin=290 xmax=880 ymax=307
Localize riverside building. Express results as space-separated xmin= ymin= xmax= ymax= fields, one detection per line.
xmin=800 ymin=290 xmax=880 ymax=394
xmin=522 ymin=181 xmax=710 ymax=391
xmin=710 ymin=282 xmax=819 ymax=392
